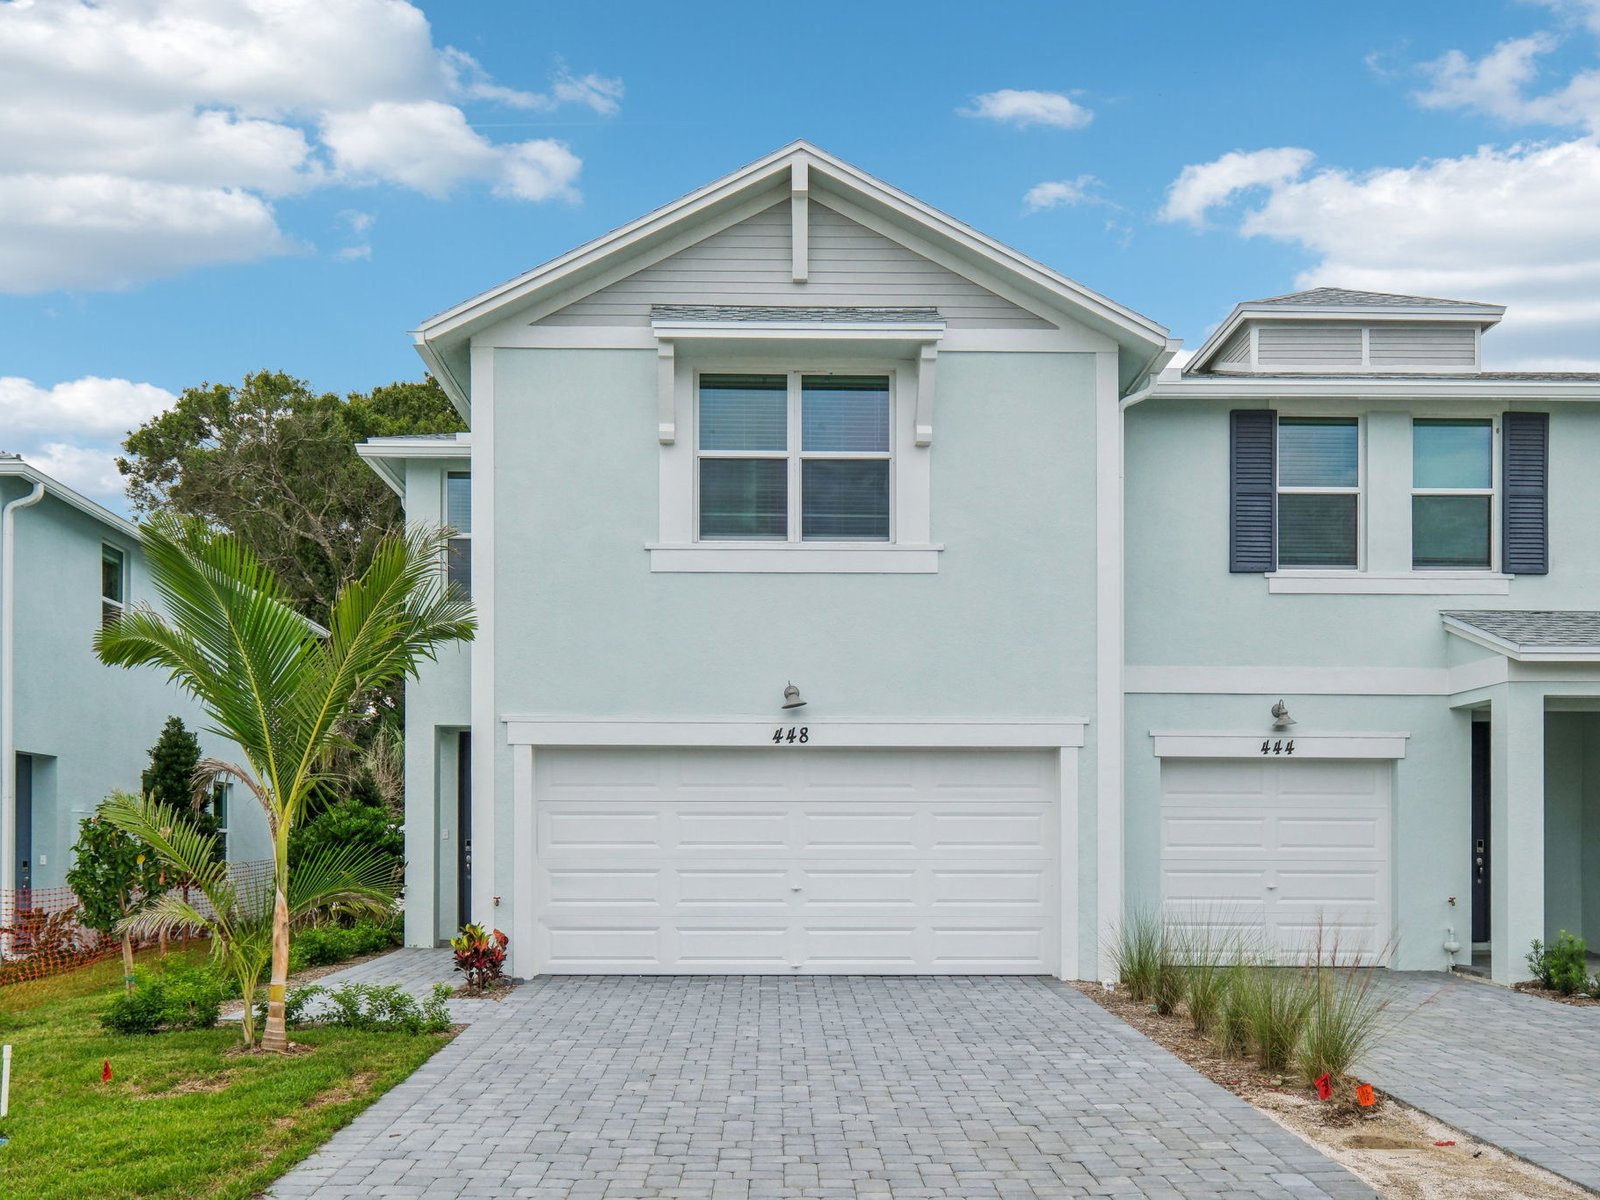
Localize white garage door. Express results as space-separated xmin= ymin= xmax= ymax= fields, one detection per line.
xmin=1160 ymin=758 xmax=1392 ymax=962
xmin=532 ymin=747 xmax=1059 ymax=974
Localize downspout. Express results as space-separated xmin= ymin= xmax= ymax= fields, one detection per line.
xmin=1 ymin=480 xmax=46 ymax=954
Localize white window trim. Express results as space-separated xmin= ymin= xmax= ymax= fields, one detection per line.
xmin=213 ymin=783 xmax=230 ymax=860
xmin=1275 ymin=416 xmax=1363 ymax=571
xmin=444 ymin=470 xmax=472 ymax=593
xmin=1410 ymin=416 xmax=1498 ymax=573
xmin=100 ymin=543 xmax=126 ymax=627
xmin=654 ymin=355 xmax=938 ymax=573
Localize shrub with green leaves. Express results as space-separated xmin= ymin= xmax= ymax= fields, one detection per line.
xmin=1297 ymin=965 xmax=1391 ymax=1085
xmin=101 ymin=964 xmax=225 ymax=1034
xmin=265 ymin=982 xmax=451 ymax=1034
xmin=1527 ymin=932 xmax=1590 ymax=995
xmin=288 ymin=916 xmax=401 ymax=972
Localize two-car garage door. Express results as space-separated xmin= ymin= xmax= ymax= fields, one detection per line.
xmin=530 ymin=747 xmax=1060 ymax=974
xmin=1160 ymin=758 xmax=1392 ymax=962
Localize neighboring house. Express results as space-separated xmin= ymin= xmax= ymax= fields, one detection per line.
xmin=364 ymin=142 xmax=1598 ymax=985
xmin=0 ymin=455 xmax=270 ymax=906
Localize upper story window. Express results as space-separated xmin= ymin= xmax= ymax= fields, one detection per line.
xmin=100 ymin=544 xmax=126 ymax=628
xmin=697 ymin=373 xmax=891 ymax=543
xmin=1412 ymin=419 xmax=1493 ymax=569
xmin=1277 ymin=418 xmax=1359 ymax=568
xmin=211 ymin=783 xmax=230 ymax=860
xmin=445 ymin=472 xmax=472 ymax=596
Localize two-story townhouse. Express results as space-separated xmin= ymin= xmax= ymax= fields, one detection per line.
xmin=366 ymin=145 xmax=1600 ymax=987
xmin=1 ymin=455 xmax=271 ymax=910
xmin=1127 ymin=288 xmax=1600 ymax=982
xmin=359 ymin=141 xmax=1176 ymax=981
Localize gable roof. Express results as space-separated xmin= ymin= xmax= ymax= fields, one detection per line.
xmin=1247 ymin=287 xmax=1497 ymax=310
xmin=1187 ymin=286 xmax=1505 ymax=374
xmin=0 ymin=454 xmax=138 ymax=539
xmin=412 ymin=141 xmax=1173 ymax=409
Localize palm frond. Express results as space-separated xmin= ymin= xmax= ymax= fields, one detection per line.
xmin=99 ymin=793 xmax=227 ymax=892
xmin=287 ymin=842 xmax=401 ymax=920
xmin=117 ymin=893 xmax=213 ymax=943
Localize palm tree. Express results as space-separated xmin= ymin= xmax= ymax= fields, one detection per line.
xmin=96 ymin=516 xmax=474 ymax=1050
xmin=103 ymin=793 xmax=399 ymax=1046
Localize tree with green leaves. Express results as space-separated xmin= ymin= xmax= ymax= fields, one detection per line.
xmin=103 ymin=793 xmax=398 ymax=1046
xmin=117 ymin=372 xmax=463 ymax=624
xmin=65 ymin=798 xmax=165 ymax=994
xmin=95 ymin=515 xmax=474 ymax=1051
xmin=142 ymin=716 xmax=221 ymax=855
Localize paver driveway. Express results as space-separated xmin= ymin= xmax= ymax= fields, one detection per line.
xmin=1366 ymin=971 xmax=1600 ymax=1192
xmin=270 ymin=973 xmax=1372 ymax=1200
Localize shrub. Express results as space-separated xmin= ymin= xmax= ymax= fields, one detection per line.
xmin=451 ymin=923 xmax=508 ymax=990
xmin=1298 ymin=965 xmax=1391 ymax=1085
xmin=1239 ymin=967 xmax=1316 ymax=1074
xmin=289 ymin=795 xmax=402 ymax=876
xmin=1108 ymin=909 xmax=1165 ymax=1003
xmin=1178 ymin=925 xmax=1247 ymax=1036
xmin=101 ymin=964 xmax=224 ymax=1034
xmin=1150 ymin=956 xmax=1185 ymax=1016
xmin=1527 ymin=932 xmax=1590 ymax=995
xmin=289 ymin=915 xmax=401 ymax=972
xmin=267 ymin=982 xmax=451 ymax=1034
xmin=1216 ymin=960 xmax=1254 ymax=1057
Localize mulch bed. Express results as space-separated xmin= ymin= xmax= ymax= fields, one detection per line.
xmin=453 ymin=978 xmax=518 ymax=1001
xmin=1072 ymin=982 xmax=1382 ymax=1125
xmin=1512 ymin=981 xmax=1599 ymax=1006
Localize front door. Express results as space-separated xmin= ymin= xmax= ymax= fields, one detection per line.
xmin=14 ymin=754 xmax=32 ymax=898
xmin=1471 ymin=721 xmax=1491 ymax=944
xmin=456 ymin=731 xmax=471 ymax=929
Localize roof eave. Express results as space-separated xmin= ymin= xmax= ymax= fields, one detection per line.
xmin=0 ymin=459 xmax=139 ymax=539
xmin=1149 ymin=375 xmax=1600 ymax=400
xmin=1188 ymin=301 xmax=1507 ymax=374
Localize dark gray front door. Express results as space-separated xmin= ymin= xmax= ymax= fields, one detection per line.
xmin=1471 ymin=722 xmax=1490 ymax=944
xmin=15 ymin=753 xmax=32 ymax=893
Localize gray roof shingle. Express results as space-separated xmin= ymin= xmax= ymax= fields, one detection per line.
xmin=1189 ymin=371 xmax=1600 ymax=382
xmin=651 ymin=304 xmax=942 ymax=324
xmin=1246 ymin=287 xmax=1497 ymax=310
xmin=1442 ymin=610 xmax=1600 ymax=650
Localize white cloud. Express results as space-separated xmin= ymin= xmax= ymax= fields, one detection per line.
xmin=1164 ymin=139 xmax=1600 ymax=367
xmin=960 ymin=89 xmax=1092 ymax=130
xmin=0 ymin=376 xmax=180 ymax=509
xmin=0 ymin=0 xmax=618 ymax=293
xmin=1159 ymin=148 xmax=1317 ymax=225
xmin=1022 ymin=176 xmax=1103 ymax=212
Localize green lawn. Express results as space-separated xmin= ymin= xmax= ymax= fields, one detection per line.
xmin=0 ymin=949 xmax=452 ymax=1200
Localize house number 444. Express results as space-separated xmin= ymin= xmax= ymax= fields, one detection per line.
xmin=1260 ymin=739 xmax=1295 ymax=756
xmin=772 ymin=727 xmax=810 ymax=744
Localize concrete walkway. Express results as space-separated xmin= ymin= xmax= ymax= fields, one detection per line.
xmin=269 ymin=969 xmax=1374 ymax=1200
xmin=1365 ymin=971 xmax=1600 ymax=1192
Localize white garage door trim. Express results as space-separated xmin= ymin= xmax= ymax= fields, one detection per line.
xmin=504 ymin=722 xmax=1086 ymax=980
xmin=1159 ymin=757 xmax=1395 ymax=964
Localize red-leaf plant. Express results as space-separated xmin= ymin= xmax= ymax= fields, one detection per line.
xmin=451 ymin=922 xmax=508 ymax=991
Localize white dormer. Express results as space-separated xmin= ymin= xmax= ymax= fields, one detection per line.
xmin=1187 ymin=288 xmax=1504 ymax=376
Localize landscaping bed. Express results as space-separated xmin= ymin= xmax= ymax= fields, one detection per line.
xmin=0 ymin=947 xmax=452 ymax=1200
xmin=1079 ymin=980 xmax=1589 ymax=1199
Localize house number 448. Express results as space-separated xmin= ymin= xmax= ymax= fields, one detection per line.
xmin=772 ymin=727 xmax=810 ymax=744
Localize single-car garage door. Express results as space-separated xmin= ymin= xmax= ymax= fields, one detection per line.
xmin=1160 ymin=758 xmax=1391 ymax=962
xmin=532 ymin=747 xmax=1060 ymax=974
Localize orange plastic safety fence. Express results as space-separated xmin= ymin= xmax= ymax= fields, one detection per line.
xmin=0 ymin=859 xmax=274 ymax=987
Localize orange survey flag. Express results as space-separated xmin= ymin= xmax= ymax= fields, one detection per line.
xmin=1314 ymin=1073 xmax=1333 ymax=1100
xmin=1356 ymin=1083 xmax=1376 ymax=1107
xmin=101 ymin=1059 xmax=113 ymax=1083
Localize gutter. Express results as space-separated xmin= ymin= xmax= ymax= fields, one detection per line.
xmin=1 ymin=480 xmax=45 ymax=941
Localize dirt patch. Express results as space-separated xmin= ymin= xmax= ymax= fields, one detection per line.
xmin=1075 ymin=982 xmax=1590 ymax=1200
xmin=1513 ymin=980 xmax=1599 ymax=1007
xmin=268 ymin=1070 xmax=379 ymax=1133
xmin=131 ymin=1070 xmax=237 ymax=1099
xmin=218 ymin=947 xmax=400 ymax=1018
xmin=224 ymin=1040 xmax=316 ymax=1059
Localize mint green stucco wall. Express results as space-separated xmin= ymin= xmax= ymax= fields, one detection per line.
xmin=483 ymin=345 xmax=1106 ymax=961
xmin=1123 ymin=397 xmax=1600 ymax=973
xmin=1 ymin=479 xmax=269 ymax=888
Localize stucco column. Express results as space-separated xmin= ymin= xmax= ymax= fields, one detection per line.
xmin=1490 ymin=682 xmax=1545 ymax=983
xmin=1363 ymin=412 xmax=1412 ymax=573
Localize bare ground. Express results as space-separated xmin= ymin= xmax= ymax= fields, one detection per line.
xmin=1074 ymin=982 xmax=1592 ymax=1200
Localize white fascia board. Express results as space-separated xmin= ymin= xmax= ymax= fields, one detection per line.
xmin=1187 ymin=303 xmax=1503 ymax=374
xmin=0 ymin=459 xmax=138 ymax=539
xmin=503 ymin=717 xmax=1088 ymax=748
xmin=1149 ymin=376 xmax=1600 ymax=401
xmin=411 ymin=335 xmax=471 ymax=419
xmin=355 ymin=437 xmax=471 ymax=497
xmin=1441 ymin=616 xmax=1600 ymax=662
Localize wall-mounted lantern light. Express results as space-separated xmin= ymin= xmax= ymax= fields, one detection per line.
xmin=1271 ymin=700 xmax=1296 ymax=729
xmin=782 ymin=682 xmax=807 ymax=710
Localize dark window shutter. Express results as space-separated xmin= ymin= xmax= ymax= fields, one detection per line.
xmin=1230 ymin=410 xmax=1277 ymax=572
xmin=1502 ymin=411 xmax=1548 ymax=575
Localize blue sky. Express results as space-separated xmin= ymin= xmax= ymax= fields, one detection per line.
xmin=5 ymin=0 xmax=1600 ymax=509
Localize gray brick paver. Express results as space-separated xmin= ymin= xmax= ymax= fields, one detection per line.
xmin=268 ymin=959 xmax=1373 ymax=1199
